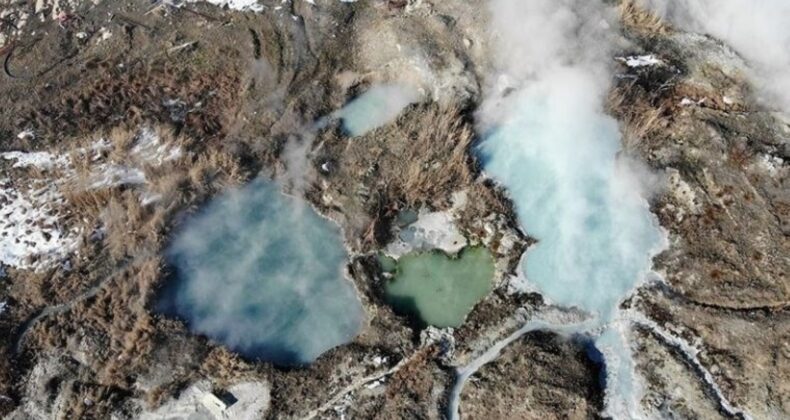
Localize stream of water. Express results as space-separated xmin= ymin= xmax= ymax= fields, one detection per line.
xmin=465 ymin=69 xmax=666 ymax=418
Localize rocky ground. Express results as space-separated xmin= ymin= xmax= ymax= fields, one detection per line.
xmin=459 ymin=331 xmax=604 ymax=420
xmin=0 ymin=0 xmax=786 ymax=419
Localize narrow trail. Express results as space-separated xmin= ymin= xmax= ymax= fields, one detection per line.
xmin=12 ymin=258 xmax=135 ymax=356
xmin=300 ymin=350 xmax=425 ymax=420
xmin=446 ymin=314 xmax=596 ymax=420
xmin=12 ymin=284 xmax=103 ymax=355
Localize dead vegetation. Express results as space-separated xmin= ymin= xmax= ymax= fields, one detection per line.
xmin=608 ymin=83 xmax=671 ymax=153
xmin=7 ymin=122 xmax=248 ymax=416
xmin=60 ymin=124 xmax=244 ymax=259
xmin=618 ymin=0 xmax=670 ymax=36
xmin=376 ymin=346 xmax=448 ymax=419
xmin=12 ymin=58 xmax=240 ymax=149
xmin=340 ymin=104 xmax=475 ymax=210
xmin=199 ymin=347 xmax=257 ymax=387
xmin=311 ymin=104 xmax=482 ymax=250
xmin=459 ymin=331 xmax=604 ymax=419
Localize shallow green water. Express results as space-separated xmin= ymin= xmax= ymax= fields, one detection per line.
xmin=383 ymin=247 xmax=495 ymax=328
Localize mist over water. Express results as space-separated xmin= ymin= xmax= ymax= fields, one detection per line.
xmin=336 ymin=84 xmax=420 ymax=136
xmin=158 ymin=179 xmax=363 ymax=366
xmin=480 ymin=76 xmax=664 ymax=321
xmin=480 ymin=0 xmax=663 ymax=322
xmin=477 ymin=0 xmax=667 ymax=417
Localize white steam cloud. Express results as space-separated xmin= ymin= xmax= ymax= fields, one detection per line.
xmin=159 ymin=179 xmax=363 ymax=366
xmin=642 ymin=0 xmax=790 ymax=110
xmin=479 ymin=1 xmax=666 ymax=417
xmin=334 ymin=84 xmax=421 ymax=137
xmin=480 ymin=0 xmax=663 ymax=321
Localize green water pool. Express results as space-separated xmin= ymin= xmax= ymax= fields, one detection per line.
xmin=382 ymin=247 xmax=495 ymax=328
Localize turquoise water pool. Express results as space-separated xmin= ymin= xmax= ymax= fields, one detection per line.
xmin=337 ymin=84 xmax=419 ymax=136
xmin=158 ymin=179 xmax=364 ymax=366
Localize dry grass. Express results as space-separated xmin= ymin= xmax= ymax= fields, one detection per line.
xmin=317 ymin=104 xmax=478 ymax=249
xmin=14 ymin=122 xmax=247 ymax=409
xmin=57 ymin=124 xmax=244 ymax=260
xmin=16 ymin=59 xmax=240 ymax=147
xmin=369 ymin=105 xmax=475 ymax=209
xmin=199 ymin=348 xmax=255 ymax=387
xmin=619 ymin=0 xmax=671 ymax=36
xmin=313 ymin=104 xmax=490 ymax=250
xmin=608 ymin=84 xmax=670 ymax=152
xmin=727 ymin=143 xmax=755 ymax=168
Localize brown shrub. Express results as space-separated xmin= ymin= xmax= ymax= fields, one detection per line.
xmin=344 ymin=104 xmax=475 ymax=209
xmin=608 ymin=84 xmax=669 ymax=152
xmin=619 ymin=0 xmax=670 ymax=36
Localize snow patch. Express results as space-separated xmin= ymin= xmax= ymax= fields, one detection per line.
xmin=0 ymin=178 xmax=80 ymax=270
xmin=131 ymin=127 xmax=182 ymax=164
xmin=617 ymin=54 xmax=664 ymax=68
xmin=0 ymin=127 xmax=181 ymax=271
xmin=1 ymin=151 xmax=67 ymax=170
xmin=88 ymin=165 xmax=146 ymax=189
xmin=757 ymin=154 xmax=785 ymax=174
xmin=187 ymin=0 xmax=265 ymax=12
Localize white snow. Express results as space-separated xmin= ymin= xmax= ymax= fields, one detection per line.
xmin=140 ymin=192 xmax=163 ymax=206
xmin=96 ymin=27 xmax=112 ymax=43
xmin=0 ymin=178 xmax=80 ymax=270
xmin=88 ymin=165 xmax=146 ymax=189
xmin=188 ymin=0 xmax=265 ymax=12
xmin=0 ymin=127 xmax=182 ymax=271
xmin=618 ymin=54 xmax=664 ymax=68
xmin=16 ymin=129 xmax=35 ymax=140
xmin=757 ymin=153 xmax=785 ymax=174
xmin=80 ymin=127 xmax=180 ymax=189
xmin=130 ymin=127 xmax=182 ymax=164
xmin=1 ymin=151 xmax=66 ymax=170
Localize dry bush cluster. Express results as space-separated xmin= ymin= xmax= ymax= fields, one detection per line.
xmin=83 ymin=259 xmax=161 ymax=385
xmin=618 ymin=0 xmax=670 ymax=36
xmin=608 ymin=84 xmax=670 ymax=153
xmin=379 ymin=346 xmax=445 ymax=418
xmin=199 ymin=348 xmax=256 ymax=386
xmin=61 ymin=124 xmax=244 ymax=261
xmin=13 ymin=123 xmax=247 ymax=413
xmin=394 ymin=107 xmax=475 ymax=207
xmin=343 ymin=104 xmax=475 ymax=210
xmin=313 ymin=104 xmax=480 ymax=250
xmin=58 ymin=380 xmax=131 ymax=420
